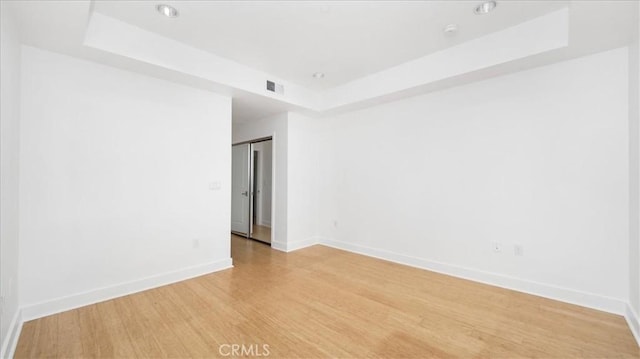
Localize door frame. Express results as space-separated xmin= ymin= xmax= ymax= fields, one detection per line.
xmin=231 ymin=136 xmax=273 ymax=245
xmin=230 ymin=143 xmax=251 ymax=237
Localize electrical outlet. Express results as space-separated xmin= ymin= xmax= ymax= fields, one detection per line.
xmin=514 ymin=244 xmax=524 ymax=256
xmin=192 ymin=239 xmax=200 ymax=249
xmin=491 ymin=241 xmax=502 ymax=253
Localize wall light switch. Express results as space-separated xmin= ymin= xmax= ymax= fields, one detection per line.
xmin=209 ymin=181 xmax=221 ymax=191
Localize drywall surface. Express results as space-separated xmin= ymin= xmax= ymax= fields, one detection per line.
xmin=637 ymin=2 xmax=640 ymax=321
xmin=317 ymin=47 xmax=629 ymax=311
xmin=19 ymin=46 xmax=232 ymax=311
xmin=629 ymin=2 xmax=640 ymax=325
xmin=286 ymin=112 xmax=320 ymax=249
xmin=0 ymin=3 xmax=22 ymax=356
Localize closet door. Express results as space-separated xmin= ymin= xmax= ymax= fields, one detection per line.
xmin=231 ymin=143 xmax=250 ymax=235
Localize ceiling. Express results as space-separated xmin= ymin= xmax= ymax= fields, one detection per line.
xmin=93 ymin=0 xmax=569 ymax=90
xmin=4 ymin=1 xmax=639 ymax=122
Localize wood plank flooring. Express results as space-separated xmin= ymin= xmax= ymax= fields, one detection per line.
xmin=15 ymin=235 xmax=640 ymax=358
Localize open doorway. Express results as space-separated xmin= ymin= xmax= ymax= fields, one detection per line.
xmin=231 ymin=138 xmax=273 ymax=244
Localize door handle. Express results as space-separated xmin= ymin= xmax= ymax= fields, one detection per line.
xmin=241 ymin=191 xmax=248 ymax=196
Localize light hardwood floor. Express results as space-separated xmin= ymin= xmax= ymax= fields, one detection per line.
xmin=15 ymin=235 xmax=640 ymax=358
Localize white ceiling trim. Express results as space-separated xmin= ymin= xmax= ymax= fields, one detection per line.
xmin=6 ymin=1 xmax=636 ymax=122
xmin=84 ymin=7 xmax=569 ymax=115
xmin=84 ymin=11 xmax=322 ymax=111
xmin=323 ymin=8 xmax=569 ymax=110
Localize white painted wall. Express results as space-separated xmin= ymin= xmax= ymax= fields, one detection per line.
xmin=234 ymin=114 xmax=288 ymax=247
xmin=18 ymin=47 xmax=232 ymax=316
xmin=287 ymin=112 xmax=320 ymax=249
xmin=637 ymin=2 xmax=640 ymax=327
xmin=628 ymin=3 xmax=640 ymax=339
xmin=317 ymin=48 xmax=630 ymax=313
xmin=0 ymin=3 xmax=22 ymax=357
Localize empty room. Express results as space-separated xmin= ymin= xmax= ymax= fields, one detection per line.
xmin=1 ymin=0 xmax=640 ymax=357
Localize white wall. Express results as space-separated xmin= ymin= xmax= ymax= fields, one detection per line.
xmin=628 ymin=2 xmax=640 ymax=339
xmin=0 ymin=3 xmax=22 ymax=357
xmin=19 ymin=46 xmax=232 ymax=318
xmin=317 ymin=47 xmax=630 ymax=313
xmin=287 ymin=112 xmax=320 ymax=249
xmin=234 ymin=114 xmax=288 ymax=248
xmin=637 ymin=2 xmax=640 ymax=328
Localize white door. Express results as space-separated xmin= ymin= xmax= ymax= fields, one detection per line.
xmin=231 ymin=144 xmax=250 ymax=235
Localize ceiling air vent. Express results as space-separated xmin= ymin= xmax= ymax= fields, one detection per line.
xmin=266 ymin=80 xmax=284 ymax=95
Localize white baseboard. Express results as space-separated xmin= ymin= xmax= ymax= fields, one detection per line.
xmin=320 ymin=238 xmax=627 ymax=315
xmin=625 ymin=304 xmax=640 ymax=347
xmin=271 ymin=237 xmax=319 ymax=253
xmin=21 ymin=258 xmax=233 ymax=321
xmin=271 ymin=240 xmax=286 ymax=252
xmin=1 ymin=309 xmax=22 ymax=359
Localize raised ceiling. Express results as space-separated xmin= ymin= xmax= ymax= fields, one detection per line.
xmin=5 ymin=0 xmax=639 ymax=122
xmin=93 ymin=0 xmax=568 ymax=90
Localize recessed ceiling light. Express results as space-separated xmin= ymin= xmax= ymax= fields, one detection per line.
xmin=474 ymin=1 xmax=497 ymax=15
xmin=443 ymin=24 xmax=458 ymax=34
xmin=156 ymin=4 xmax=179 ymax=18
xmin=312 ymin=72 xmax=325 ymax=79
